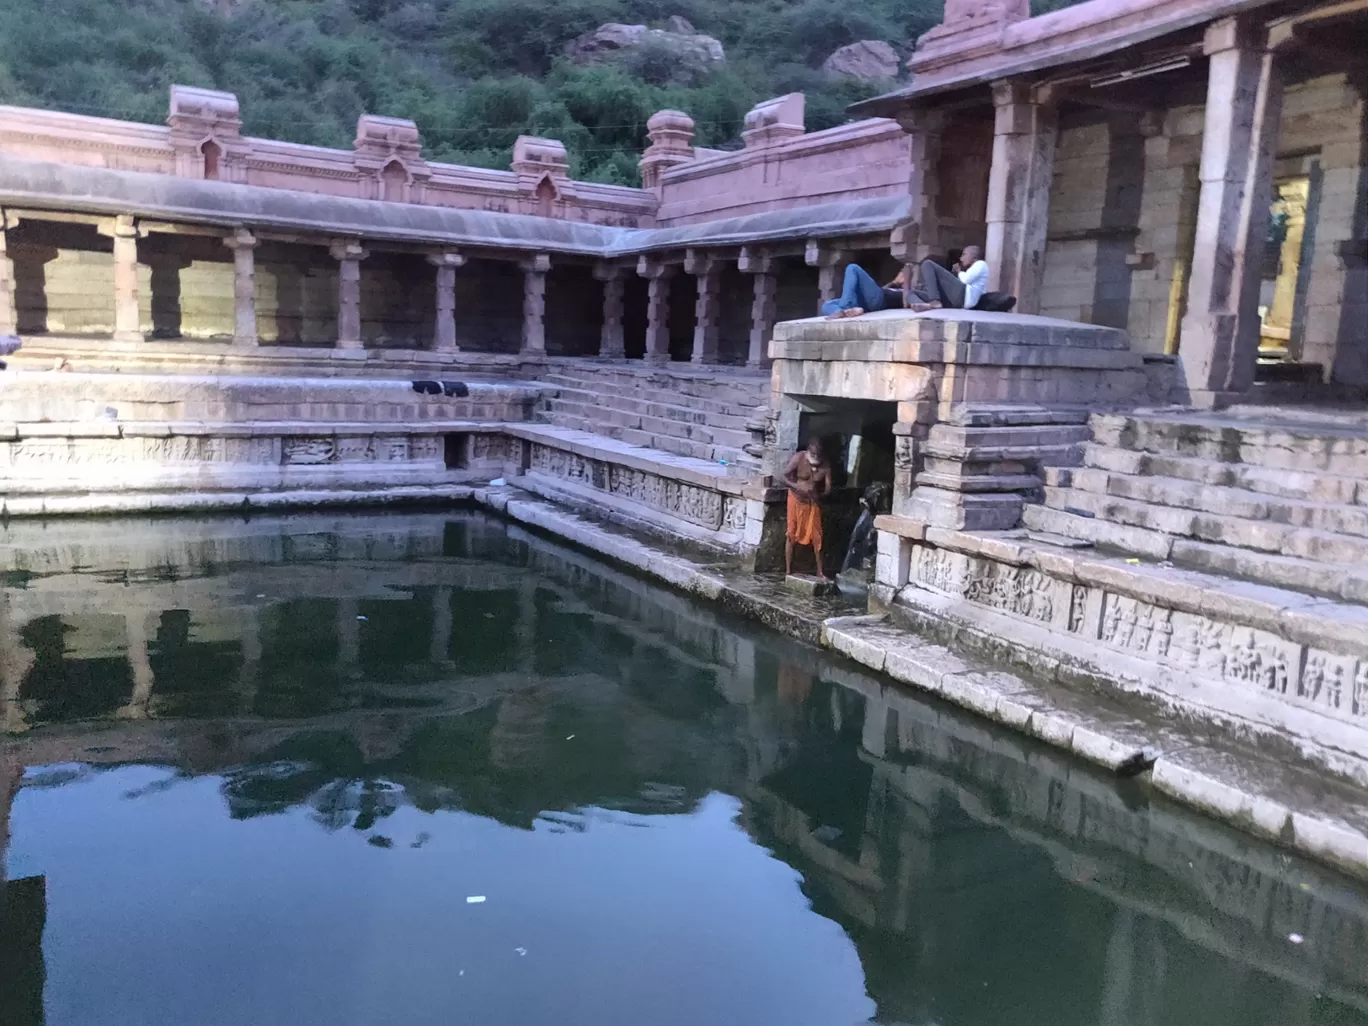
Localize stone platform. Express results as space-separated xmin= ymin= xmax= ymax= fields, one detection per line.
xmin=874 ymin=403 xmax=1368 ymax=798
xmin=766 ymin=309 xmax=1149 ymax=532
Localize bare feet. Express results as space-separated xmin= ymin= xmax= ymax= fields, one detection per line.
xmin=824 ymin=307 xmax=864 ymax=320
xmin=908 ymin=301 xmax=942 ymax=313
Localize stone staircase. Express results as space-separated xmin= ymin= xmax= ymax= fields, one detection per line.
xmin=536 ymin=362 xmax=769 ymax=470
xmin=1028 ymin=407 xmax=1368 ymax=603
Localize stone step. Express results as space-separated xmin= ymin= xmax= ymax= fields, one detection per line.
xmin=1082 ymin=443 xmax=1368 ymax=505
xmin=541 ymin=376 xmax=764 ymax=419
xmin=544 ymin=384 xmax=752 ymax=432
xmin=1021 ymin=504 xmax=1368 ymax=603
xmin=1092 ymin=411 xmax=1368 ymax=478
xmin=1043 ymin=486 xmax=1368 ymax=567
xmin=544 ymin=398 xmax=753 ymax=451
xmin=542 ymin=369 xmax=768 ymax=409
xmin=1058 ymin=466 xmax=1368 ymax=540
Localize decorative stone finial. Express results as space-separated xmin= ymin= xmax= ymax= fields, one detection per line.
xmin=741 ymin=94 xmax=805 ymax=149
xmin=640 ymin=110 xmax=696 ymax=190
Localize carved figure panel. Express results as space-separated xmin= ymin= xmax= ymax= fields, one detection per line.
xmin=283 ymin=437 xmax=337 ymax=465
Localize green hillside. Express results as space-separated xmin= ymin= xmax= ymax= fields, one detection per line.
xmin=0 ymin=0 xmax=1075 ymax=185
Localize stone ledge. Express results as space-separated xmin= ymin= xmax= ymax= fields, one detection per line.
xmin=508 ymin=423 xmax=749 ymax=494
xmin=820 ymin=614 xmax=1368 ymax=881
xmin=0 ymin=483 xmax=476 ymax=516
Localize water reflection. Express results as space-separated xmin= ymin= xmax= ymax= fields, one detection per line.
xmin=2 ymin=512 xmax=1367 ymax=1026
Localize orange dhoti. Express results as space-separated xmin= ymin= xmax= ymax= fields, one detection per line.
xmin=786 ymin=491 xmax=823 ymax=547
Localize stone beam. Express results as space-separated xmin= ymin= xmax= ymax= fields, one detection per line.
xmin=985 ymin=80 xmax=1057 ymax=313
xmin=1178 ymin=16 xmax=1283 ymax=407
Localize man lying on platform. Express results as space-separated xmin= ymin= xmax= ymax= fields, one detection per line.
xmin=822 ymin=246 xmax=1000 ymax=319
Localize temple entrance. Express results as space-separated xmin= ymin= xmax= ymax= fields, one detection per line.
xmin=1259 ymin=174 xmax=1314 ymax=369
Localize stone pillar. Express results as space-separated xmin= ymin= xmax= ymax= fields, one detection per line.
xmin=805 ymin=240 xmax=843 ymax=313
xmin=637 ymin=255 xmax=675 ymax=365
xmin=427 ymin=250 xmax=465 ymax=353
xmin=223 ymin=227 xmax=258 ymax=345
xmin=520 ymin=253 xmax=550 ymax=356
xmin=985 ymin=80 xmax=1057 ymax=312
xmin=330 ymin=239 xmax=368 ymax=349
xmin=1178 ymin=16 xmax=1284 ymax=406
xmin=594 ymin=263 xmax=626 ymax=358
xmin=429 ymin=586 xmax=453 ymax=665
xmin=117 ymin=612 xmax=156 ymax=720
xmin=0 ymin=215 xmax=16 ymax=337
xmin=109 ymin=214 xmax=143 ymax=342
xmin=738 ymin=246 xmax=777 ymax=368
xmin=685 ymin=249 xmax=721 ymax=365
xmin=892 ymin=108 xmax=946 ymax=272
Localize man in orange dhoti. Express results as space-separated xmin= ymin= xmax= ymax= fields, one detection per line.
xmin=783 ymin=438 xmax=832 ymax=579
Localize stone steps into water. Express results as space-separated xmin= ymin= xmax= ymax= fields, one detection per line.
xmin=536 ymin=365 xmax=767 ymax=470
xmin=822 ymin=611 xmax=1368 ymax=880
xmin=1024 ymin=407 xmax=1368 ymax=586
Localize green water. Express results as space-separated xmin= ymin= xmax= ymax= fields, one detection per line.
xmin=1 ymin=511 xmax=1366 ymax=1026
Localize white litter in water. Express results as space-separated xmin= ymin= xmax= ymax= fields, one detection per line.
xmin=565 ymin=734 xmax=576 ymax=740
xmin=459 ymin=970 xmax=465 ymax=977
xmin=1289 ymin=933 xmax=1305 ymax=944
xmin=466 ymin=896 xmax=487 ymax=904
xmin=256 ymin=594 xmax=266 ymax=599
xmin=490 ymin=477 xmax=507 ymax=487
xmin=357 ymin=615 xmax=368 ymax=621
xmin=515 ymin=947 xmax=527 ymax=956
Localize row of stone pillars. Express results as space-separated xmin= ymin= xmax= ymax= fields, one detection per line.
xmin=0 ymin=211 xmax=852 ymax=361
xmin=900 ymin=13 xmax=1299 ymax=407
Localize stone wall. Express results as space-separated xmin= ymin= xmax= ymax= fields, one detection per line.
xmin=1037 ymin=70 xmax=1366 ymax=374
xmin=653 ymin=118 xmax=912 ymax=227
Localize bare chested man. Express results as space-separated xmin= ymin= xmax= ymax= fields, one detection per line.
xmin=782 ymin=437 xmax=832 ymax=579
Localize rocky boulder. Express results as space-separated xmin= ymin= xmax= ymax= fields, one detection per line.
xmin=821 ymin=40 xmax=900 ymax=82
xmin=566 ymin=22 xmax=725 ymax=76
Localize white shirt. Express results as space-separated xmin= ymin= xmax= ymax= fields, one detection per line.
xmin=958 ymin=260 xmax=989 ymax=309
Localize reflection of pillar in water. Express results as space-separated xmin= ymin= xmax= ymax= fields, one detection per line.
xmin=238 ymin=607 xmax=262 ymax=714
xmin=1 ymin=746 xmax=19 ymax=883
xmin=337 ymin=598 xmax=361 ymax=676
xmin=719 ymin=637 xmax=757 ymax=705
xmin=116 ymin=612 xmax=156 ymax=720
xmin=0 ymin=597 xmax=35 ymax=734
xmin=775 ymin=661 xmax=812 ymax=707
xmin=429 ymin=587 xmax=453 ymax=666
xmin=516 ymin=581 xmax=537 ymax=675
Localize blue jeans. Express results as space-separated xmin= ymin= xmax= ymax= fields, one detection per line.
xmin=821 ymin=265 xmax=891 ymax=316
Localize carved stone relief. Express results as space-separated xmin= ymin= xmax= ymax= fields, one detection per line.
xmin=911 ymin=543 xmax=1366 ymax=724
xmin=283 ymin=437 xmax=337 ymax=465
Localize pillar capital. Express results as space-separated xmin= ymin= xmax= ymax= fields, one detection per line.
xmin=804 ymin=239 xmax=844 ymax=268
xmin=593 ymin=261 xmax=626 ymax=282
xmin=684 ymin=249 xmax=720 ymax=276
xmin=1203 ymin=14 xmax=1263 ymax=56
xmin=737 ymin=246 xmax=774 ymax=275
xmin=329 ymin=239 xmax=368 ymax=263
xmin=222 ymin=226 xmax=257 ymax=251
xmin=894 ymin=105 xmax=945 ymax=138
xmin=519 ymin=252 xmax=551 ymax=275
xmin=427 ymin=249 xmax=465 ymax=269
xmin=97 ymin=213 xmax=147 ymax=239
xmin=637 ymin=254 xmax=676 ymax=279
